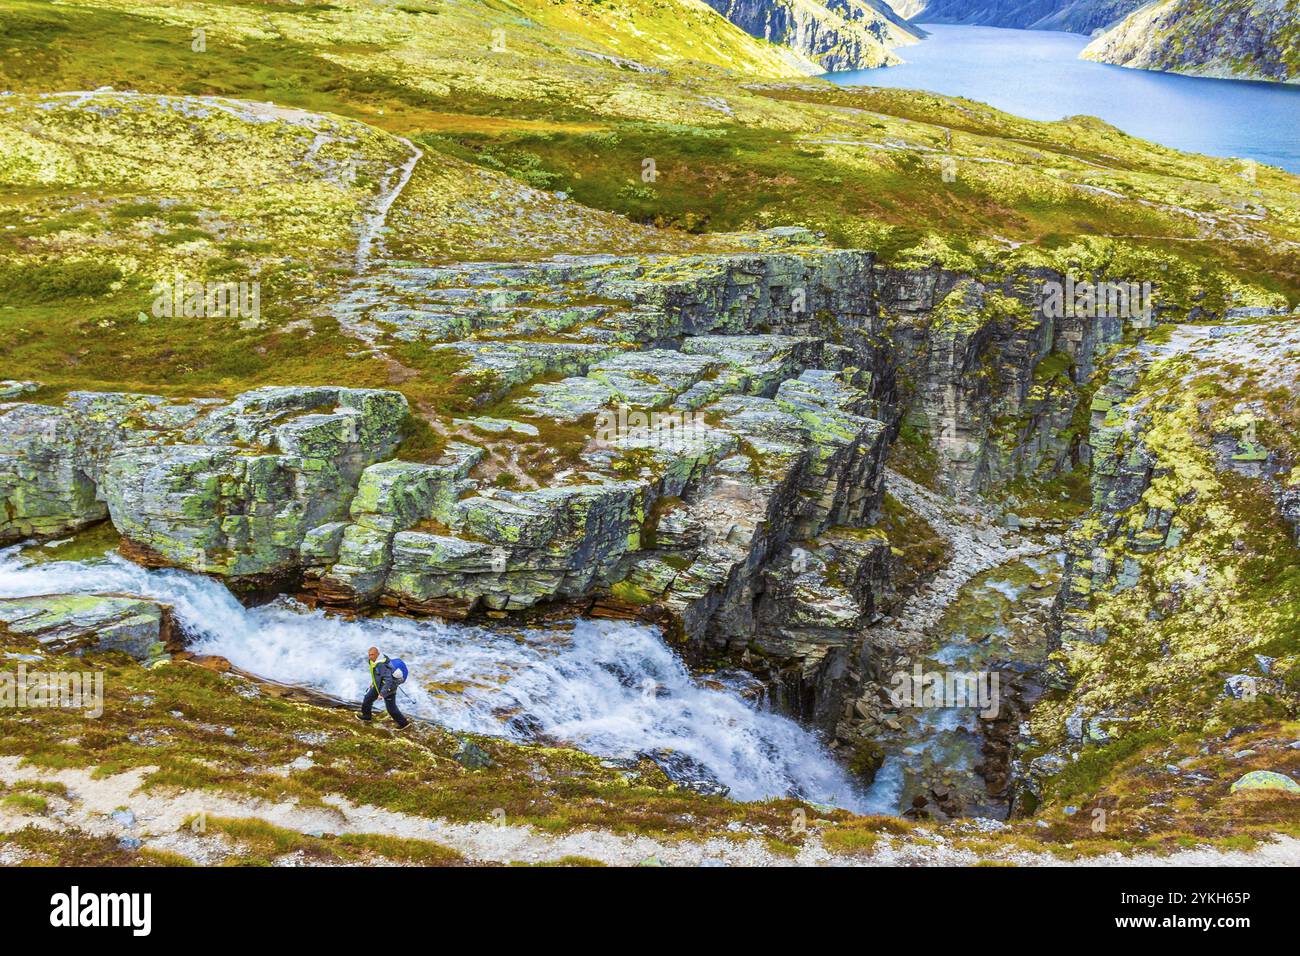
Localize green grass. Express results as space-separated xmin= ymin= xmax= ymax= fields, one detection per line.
xmin=190 ymin=817 xmax=467 ymax=866
xmin=2 ymin=0 xmax=1296 ymax=296
xmin=427 ymin=118 xmax=1213 ymax=260
xmin=2 ymin=792 xmax=49 ymax=814
xmin=1041 ymin=730 xmax=1169 ymax=805
xmin=0 ymin=259 xmax=122 ymax=302
xmin=866 ymin=492 xmax=951 ymax=600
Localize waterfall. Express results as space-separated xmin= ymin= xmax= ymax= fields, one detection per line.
xmin=0 ymin=547 xmax=876 ymax=812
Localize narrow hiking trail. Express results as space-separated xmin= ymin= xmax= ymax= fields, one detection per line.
xmin=354 ymin=135 xmax=423 ymax=274
xmin=3 ymin=759 xmax=1296 ymax=867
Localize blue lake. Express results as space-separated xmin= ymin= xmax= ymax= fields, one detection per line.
xmin=826 ymin=25 xmax=1300 ymax=174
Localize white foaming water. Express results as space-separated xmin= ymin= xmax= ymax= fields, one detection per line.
xmin=0 ymin=548 xmax=872 ymax=811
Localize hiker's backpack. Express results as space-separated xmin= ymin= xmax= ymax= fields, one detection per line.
xmin=389 ymin=658 xmax=409 ymax=684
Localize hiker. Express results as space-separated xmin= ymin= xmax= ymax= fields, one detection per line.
xmin=360 ymin=647 xmax=410 ymax=729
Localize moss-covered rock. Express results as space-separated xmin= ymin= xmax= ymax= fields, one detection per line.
xmin=0 ymin=593 xmax=171 ymax=660
xmin=2 ymin=386 xmax=407 ymax=582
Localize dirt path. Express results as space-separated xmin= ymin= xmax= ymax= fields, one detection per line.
xmin=354 ymin=134 xmax=423 ymax=273
xmin=3 ymin=758 xmax=1295 ymax=867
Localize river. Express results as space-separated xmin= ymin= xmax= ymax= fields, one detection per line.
xmin=0 ymin=545 xmax=875 ymax=812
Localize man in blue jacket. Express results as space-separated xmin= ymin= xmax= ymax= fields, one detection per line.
xmin=360 ymin=647 xmax=410 ymax=729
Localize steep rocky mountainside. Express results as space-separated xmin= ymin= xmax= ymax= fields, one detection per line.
xmin=700 ymin=0 xmax=925 ymax=70
xmin=1082 ymin=0 xmax=1300 ymax=84
xmin=1025 ymin=315 xmax=1300 ymax=805
xmin=889 ymin=0 xmax=929 ymax=17
xmin=830 ymin=0 xmax=930 ymax=38
xmin=905 ymin=0 xmax=1146 ymax=34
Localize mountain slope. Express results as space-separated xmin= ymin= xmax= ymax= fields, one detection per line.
xmin=908 ymin=0 xmax=1147 ymax=34
xmin=825 ymin=0 xmax=931 ymax=41
xmin=700 ymin=0 xmax=925 ymax=71
xmin=1081 ymin=0 xmax=1300 ymax=84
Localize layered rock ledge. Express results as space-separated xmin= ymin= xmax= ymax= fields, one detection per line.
xmin=1 ymin=240 xmax=1194 ymax=758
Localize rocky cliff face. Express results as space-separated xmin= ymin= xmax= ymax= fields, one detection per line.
xmin=908 ymin=0 xmax=1146 ymax=34
xmin=878 ymin=267 xmax=1129 ymax=496
xmin=0 ymin=386 xmax=408 ymax=588
xmin=1081 ymin=0 xmax=1300 ymax=84
xmin=1026 ymin=314 xmax=1300 ymax=808
xmin=826 ymin=0 xmax=931 ymax=40
xmin=4 ymin=232 xmax=1294 ymax=820
xmin=1 ymin=234 xmax=1177 ymax=757
xmin=699 ymin=0 xmax=924 ymax=71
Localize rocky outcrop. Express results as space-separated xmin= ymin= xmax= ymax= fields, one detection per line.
xmin=1050 ymin=359 xmax=1153 ymax=645
xmin=0 ymin=403 xmax=107 ymax=543
xmin=908 ymin=0 xmax=1146 ymax=34
xmin=322 ymin=243 xmax=1165 ymax=741
xmin=878 ymin=267 xmax=1135 ymax=496
xmin=0 ymin=382 xmax=38 ymax=400
xmin=601 ymin=368 xmax=892 ymax=640
xmin=1053 ymin=318 xmax=1300 ymax=645
xmin=753 ymin=528 xmax=892 ymax=728
xmin=0 ymin=237 xmax=1192 ymax=764
xmin=828 ymin=0 xmax=929 ymax=39
xmin=0 ymin=386 xmax=408 ymax=587
xmin=699 ymin=0 xmax=924 ymax=72
xmin=1027 ymin=317 xmax=1300 ymax=810
xmin=346 ymin=242 xmax=1161 ymax=505
xmin=0 ymin=593 xmax=174 ymax=660
xmin=301 ymin=361 xmax=889 ymax=627
xmin=1081 ymin=0 xmax=1300 ymax=84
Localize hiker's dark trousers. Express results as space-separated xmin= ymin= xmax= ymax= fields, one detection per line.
xmin=361 ymin=687 xmax=409 ymax=728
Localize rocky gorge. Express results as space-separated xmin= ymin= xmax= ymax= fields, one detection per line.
xmin=4 ymin=225 xmax=1274 ymax=819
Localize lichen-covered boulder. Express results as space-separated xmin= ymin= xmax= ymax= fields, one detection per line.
xmin=0 ymin=404 xmax=105 ymax=543
xmin=386 ymin=532 xmax=503 ymax=612
xmin=1 ymin=386 xmax=408 ymax=583
xmin=0 ymin=381 xmax=39 ymax=400
xmin=348 ymin=459 xmax=466 ymax=532
xmin=434 ymin=341 xmax=622 ymax=401
xmin=381 ymin=481 xmax=650 ymax=614
xmin=320 ymin=524 xmax=396 ymax=603
xmin=1229 ymin=770 xmax=1300 ymax=794
xmin=0 ymin=593 xmax=172 ymax=660
xmin=309 ymin=443 xmax=483 ymax=605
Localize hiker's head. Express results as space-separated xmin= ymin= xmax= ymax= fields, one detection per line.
xmin=367 ymin=647 xmax=379 ymax=663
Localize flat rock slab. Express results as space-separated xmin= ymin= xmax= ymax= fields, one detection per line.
xmin=0 ymin=593 xmax=171 ymax=660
